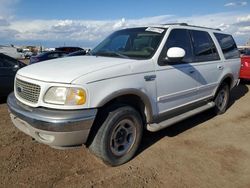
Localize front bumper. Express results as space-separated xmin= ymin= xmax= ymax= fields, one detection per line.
xmin=7 ymin=93 xmax=97 ymax=148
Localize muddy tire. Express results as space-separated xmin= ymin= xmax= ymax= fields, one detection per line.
xmin=214 ymin=83 xmax=230 ymax=115
xmin=89 ymin=106 xmax=143 ymax=166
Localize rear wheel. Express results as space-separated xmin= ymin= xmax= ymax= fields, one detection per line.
xmin=89 ymin=106 xmax=143 ymax=166
xmin=214 ymin=83 xmax=230 ymax=115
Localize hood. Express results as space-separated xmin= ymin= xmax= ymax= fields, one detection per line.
xmin=17 ymin=56 xmax=134 ymax=83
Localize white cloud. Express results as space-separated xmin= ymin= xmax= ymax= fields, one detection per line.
xmin=225 ymin=2 xmax=236 ymax=7
xmin=0 ymin=12 xmax=250 ymax=46
xmin=241 ymin=1 xmax=248 ymax=6
xmin=0 ymin=0 xmax=19 ymax=19
xmin=238 ymin=26 xmax=250 ymax=32
xmin=224 ymin=1 xmax=248 ymax=7
xmin=0 ymin=17 xmax=10 ymax=26
xmin=237 ymin=15 xmax=250 ymax=22
xmin=0 ymin=0 xmax=19 ymax=39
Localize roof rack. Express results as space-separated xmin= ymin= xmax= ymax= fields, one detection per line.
xmin=163 ymin=23 xmax=221 ymax=31
xmin=163 ymin=23 xmax=188 ymax=26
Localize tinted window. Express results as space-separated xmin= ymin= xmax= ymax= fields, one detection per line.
xmin=159 ymin=29 xmax=193 ymax=64
xmin=239 ymin=49 xmax=245 ymax=55
xmin=55 ymin=47 xmax=83 ymax=53
xmin=58 ymin=52 xmax=66 ymax=57
xmin=109 ymin=35 xmax=129 ymax=51
xmin=190 ymin=30 xmax=220 ymax=62
xmin=245 ymin=49 xmax=250 ymax=56
xmin=214 ymin=33 xmax=239 ymax=59
xmin=48 ymin=53 xmax=60 ymax=58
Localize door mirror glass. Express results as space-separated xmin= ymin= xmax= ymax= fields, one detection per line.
xmin=166 ymin=47 xmax=185 ymax=62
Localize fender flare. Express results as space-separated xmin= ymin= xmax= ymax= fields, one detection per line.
xmin=213 ymin=73 xmax=234 ymax=96
xmin=97 ymin=88 xmax=154 ymax=122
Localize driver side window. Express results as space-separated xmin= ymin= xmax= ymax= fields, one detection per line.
xmin=159 ymin=29 xmax=193 ymax=65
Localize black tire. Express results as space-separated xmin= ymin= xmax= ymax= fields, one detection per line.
xmin=214 ymin=83 xmax=230 ymax=115
xmin=89 ymin=106 xmax=143 ymax=166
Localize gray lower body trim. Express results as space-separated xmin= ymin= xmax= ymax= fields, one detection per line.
xmin=7 ymin=93 xmax=97 ymax=147
xmin=7 ymin=93 xmax=97 ymax=132
xmin=152 ymin=97 xmax=213 ymax=123
xmin=148 ymin=101 xmax=215 ymax=132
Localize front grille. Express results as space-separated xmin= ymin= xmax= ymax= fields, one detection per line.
xmin=15 ymin=78 xmax=41 ymax=104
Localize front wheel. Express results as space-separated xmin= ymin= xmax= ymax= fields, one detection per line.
xmin=214 ymin=83 xmax=230 ymax=115
xmin=89 ymin=106 xmax=143 ymax=166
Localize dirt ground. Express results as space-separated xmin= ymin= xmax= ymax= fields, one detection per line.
xmin=1 ymin=82 xmax=250 ymax=188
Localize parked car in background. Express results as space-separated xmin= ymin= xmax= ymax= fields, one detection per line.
xmin=23 ymin=51 xmax=33 ymax=59
xmin=55 ymin=47 xmax=83 ymax=53
xmin=240 ymin=48 xmax=250 ymax=80
xmin=0 ymin=53 xmax=26 ymax=98
xmin=239 ymin=48 xmax=246 ymax=55
xmin=0 ymin=45 xmax=23 ymax=59
xmin=66 ymin=50 xmax=86 ymax=57
xmin=30 ymin=51 xmax=67 ymax=64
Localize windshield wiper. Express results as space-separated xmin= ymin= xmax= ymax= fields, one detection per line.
xmin=94 ymin=51 xmax=129 ymax=59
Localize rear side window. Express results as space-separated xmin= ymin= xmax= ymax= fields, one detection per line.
xmin=214 ymin=33 xmax=239 ymax=59
xmin=190 ymin=30 xmax=220 ymax=62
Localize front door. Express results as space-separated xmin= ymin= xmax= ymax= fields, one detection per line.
xmin=155 ymin=29 xmax=198 ymax=115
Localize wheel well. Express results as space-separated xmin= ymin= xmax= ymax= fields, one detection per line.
xmin=222 ymin=77 xmax=233 ymax=88
xmin=86 ymin=94 xmax=147 ymax=146
xmin=213 ymin=76 xmax=233 ymax=98
xmin=101 ymin=94 xmax=147 ymax=124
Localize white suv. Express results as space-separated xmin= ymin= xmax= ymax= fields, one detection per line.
xmin=8 ymin=23 xmax=241 ymax=166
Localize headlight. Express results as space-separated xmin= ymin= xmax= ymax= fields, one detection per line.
xmin=44 ymin=87 xmax=86 ymax=105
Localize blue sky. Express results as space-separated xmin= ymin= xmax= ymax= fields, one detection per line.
xmin=15 ymin=0 xmax=249 ymax=19
xmin=0 ymin=0 xmax=250 ymax=47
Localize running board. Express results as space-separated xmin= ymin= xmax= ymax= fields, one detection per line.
xmin=147 ymin=102 xmax=215 ymax=132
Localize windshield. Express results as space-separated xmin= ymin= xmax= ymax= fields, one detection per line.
xmin=90 ymin=27 xmax=166 ymax=59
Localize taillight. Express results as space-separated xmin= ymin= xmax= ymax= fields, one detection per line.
xmin=241 ymin=57 xmax=250 ymax=67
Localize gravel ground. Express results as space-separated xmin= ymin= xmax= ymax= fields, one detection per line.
xmin=0 ymin=83 xmax=250 ymax=188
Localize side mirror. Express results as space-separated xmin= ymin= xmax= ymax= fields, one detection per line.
xmin=165 ymin=47 xmax=185 ymax=63
xmin=12 ymin=64 xmax=19 ymax=71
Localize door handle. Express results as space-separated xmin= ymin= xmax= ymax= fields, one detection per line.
xmin=217 ymin=65 xmax=224 ymax=70
xmin=144 ymin=75 xmax=156 ymax=81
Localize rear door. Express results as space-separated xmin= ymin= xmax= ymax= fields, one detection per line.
xmin=214 ymin=33 xmax=240 ymax=81
xmin=189 ymin=30 xmax=222 ymax=99
xmin=0 ymin=54 xmax=19 ymax=96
